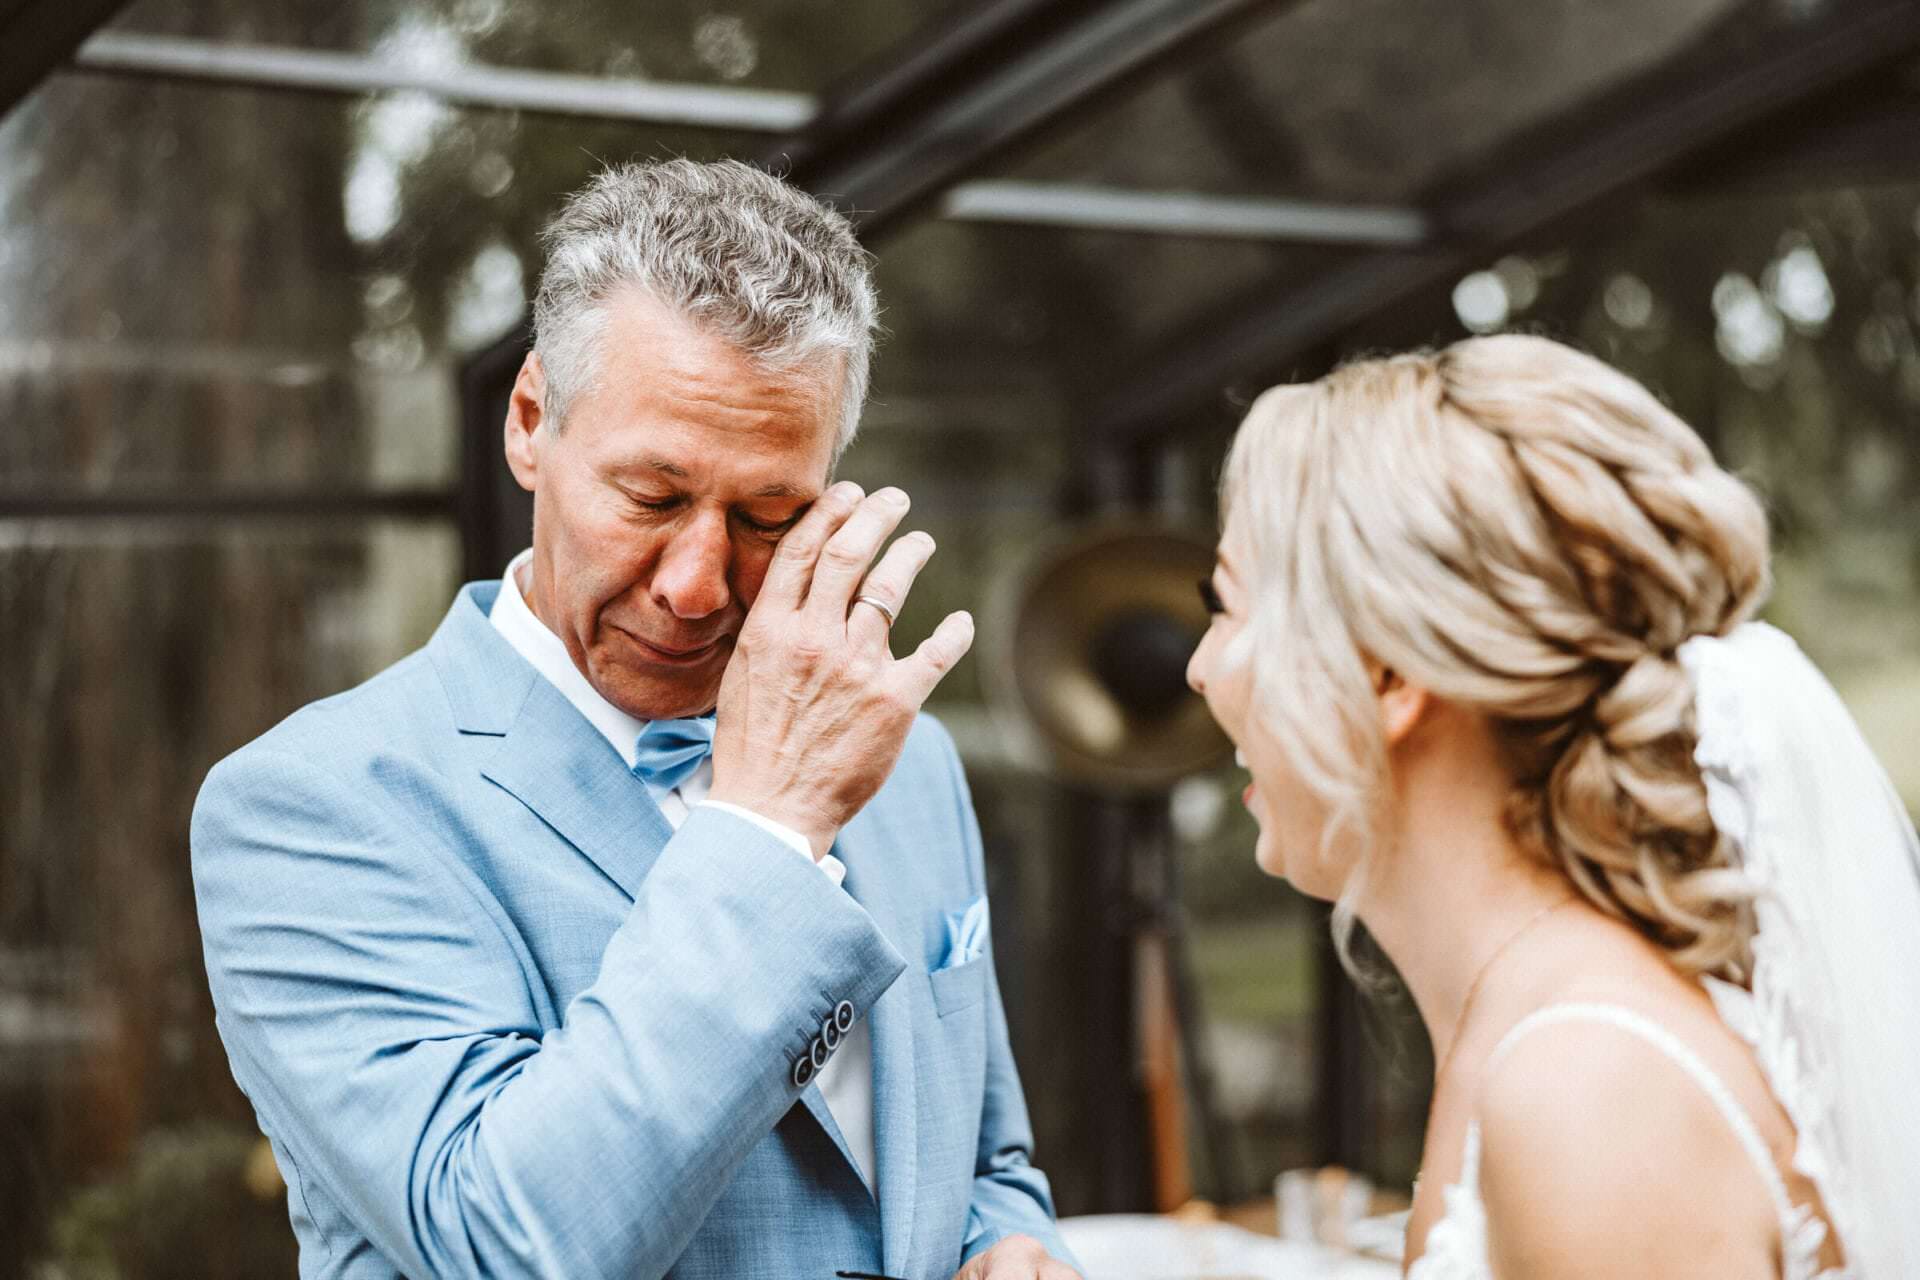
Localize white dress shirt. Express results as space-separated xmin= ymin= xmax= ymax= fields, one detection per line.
xmin=489 ymin=549 xmax=877 ymax=1190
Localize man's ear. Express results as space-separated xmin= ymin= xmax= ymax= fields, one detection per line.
xmin=1369 ymin=659 xmax=1431 ymax=749
xmin=503 ymin=353 xmax=547 ymax=492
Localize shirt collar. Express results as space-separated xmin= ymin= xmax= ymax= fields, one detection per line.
xmin=489 ymin=548 xmax=647 ymax=769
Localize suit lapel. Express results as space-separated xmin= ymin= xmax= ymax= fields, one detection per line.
xmin=481 ymin=676 xmax=672 ymax=901
xmin=840 ymin=829 xmax=923 ymax=1278
xmin=430 ymin=582 xmax=672 ymax=902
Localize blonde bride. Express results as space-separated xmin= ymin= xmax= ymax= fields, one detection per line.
xmin=1186 ymin=335 xmax=1918 ymax=1277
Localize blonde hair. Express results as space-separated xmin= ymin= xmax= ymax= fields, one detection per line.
xmin=1222 ymin=334 xmax=1771 ymax=982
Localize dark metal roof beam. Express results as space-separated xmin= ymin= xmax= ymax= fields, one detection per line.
xmin=1097 ymin=0 xmax=1920 ymax=444
xmin=1671 ymin=60 xmax=1920 ymax=193
xmin=777 ymin=0 xmax=1071 ymax=175
xmin=0 ymin=0 xmax=126 ymax=118
xmin=0 ymin=488 xmax=456 ymax=520
xmin=770 ymin=0 xmax=1290 ymax=236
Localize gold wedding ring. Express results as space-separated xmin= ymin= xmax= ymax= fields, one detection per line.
xmin=852 ymin=594 xmax=897 ymax=627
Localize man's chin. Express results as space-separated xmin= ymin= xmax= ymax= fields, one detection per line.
xmin=589 ymin=657 xmax=725 ymax=722
xmin=614 ymin=686 xmax=721 ymax=722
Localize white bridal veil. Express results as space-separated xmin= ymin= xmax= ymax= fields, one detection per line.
xmin=1681 ymin=622 xmax=1920 ymax=1278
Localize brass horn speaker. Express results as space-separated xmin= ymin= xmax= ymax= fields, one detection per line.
xmin=983 ymin=523 xmax=1231 ymax=792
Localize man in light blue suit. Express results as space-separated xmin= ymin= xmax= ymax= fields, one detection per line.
xmin=192 ymin=160 xmax=1079 ymax=1280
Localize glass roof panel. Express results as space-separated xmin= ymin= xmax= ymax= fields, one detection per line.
xmin=862 ymin=218 xmax=1340 ymax=442
xmin=103 ymin=0 xmax=939 ymax=94
xmin=0 ymin=71 xmax=757 ymax=492
xmin=3 ymin=58 xmax=1338 ymax=502
xmin=0 ymin=521 xmax=458 ymax=1266
xmin=995 ymin=0 xmax=1754 ymax=202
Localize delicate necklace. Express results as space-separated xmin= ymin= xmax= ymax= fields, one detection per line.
xmin=1434 ymin=896 xmax=1578 ymax=1086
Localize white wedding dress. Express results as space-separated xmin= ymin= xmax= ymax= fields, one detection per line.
xmin=1407 ymin=1000 xmax=1842 ymax=1280
xmin=1404 ymin=623 xmax=1920 ymax=1279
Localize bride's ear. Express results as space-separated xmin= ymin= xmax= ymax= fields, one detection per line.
xmin=1368 ymin=659 xmax=1430 ymax=748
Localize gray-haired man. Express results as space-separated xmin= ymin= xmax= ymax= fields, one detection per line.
xmin=192 ymin=160 xmax=1079 ymax=1279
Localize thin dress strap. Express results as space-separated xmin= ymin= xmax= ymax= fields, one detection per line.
xmin=1482 ymin=1002 xmax=1802 ymax=1236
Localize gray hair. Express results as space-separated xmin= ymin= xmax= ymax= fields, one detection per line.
xmin=531 ymin=158 xmax=878 ymax=456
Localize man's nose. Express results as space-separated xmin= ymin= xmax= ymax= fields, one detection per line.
xmin=651 ymin=511 xmax=732 ymax=620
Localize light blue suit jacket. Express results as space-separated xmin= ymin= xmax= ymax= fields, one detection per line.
xmin=191 ymin=583 xmax=1071 ymax=1279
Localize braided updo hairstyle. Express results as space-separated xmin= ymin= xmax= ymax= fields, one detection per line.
xmin=1221 ymin=334 xmax=1771 ymax=982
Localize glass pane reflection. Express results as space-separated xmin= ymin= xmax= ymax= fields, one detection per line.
xmin=0 ymin=70 xmax=762 ymax=492
xmin=105 ymin=0 xmax=942 ymax=93
xmin=0 ymin=522 xmax=458 ymax=1275
xmin=999 ymin=0 xmax=1754 ymax=201
xmin=868 ymin=218 xmax=1338 ymax=432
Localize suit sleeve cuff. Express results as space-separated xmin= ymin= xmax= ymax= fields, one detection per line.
xmin=698 ymin=801 xmax=846 ymax=887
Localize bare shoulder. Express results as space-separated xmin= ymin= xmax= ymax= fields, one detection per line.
xmin=1473 ymin=1014 xmax=1778 ymax=1280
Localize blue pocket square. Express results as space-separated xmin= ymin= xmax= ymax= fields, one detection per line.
xmin=937 ymin=896 xmax=990 ymax=971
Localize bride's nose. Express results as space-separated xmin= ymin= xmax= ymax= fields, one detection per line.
xmin=1186 ymin=637 xmax=1208 ymax=696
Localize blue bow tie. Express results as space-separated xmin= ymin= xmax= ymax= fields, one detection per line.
xmin=631 ymin=715 xmax=717 ymax=796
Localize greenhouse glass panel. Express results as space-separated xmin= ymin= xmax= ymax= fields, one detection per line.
xmin=0 ymin=71 xmax=761 ymax=494
xmin=996 ymin=0 xmax=1759 ymax=202
xmin=0 ymin=523 xmax=459 ymax=1275
xmin=866 ymin=218 xmax=1341 ymax=440
xmin=102 ymin=0 xmax=938 ymax=93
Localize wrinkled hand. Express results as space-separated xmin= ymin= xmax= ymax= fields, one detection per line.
xmin=707 ymin=482 xmax=974 ymax=859
xmin=952 ymin=1234 xmax=1082 ymax=1280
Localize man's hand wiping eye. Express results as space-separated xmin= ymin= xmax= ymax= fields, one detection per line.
xmin=706 ymin=482 xmax=973 ymax=860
